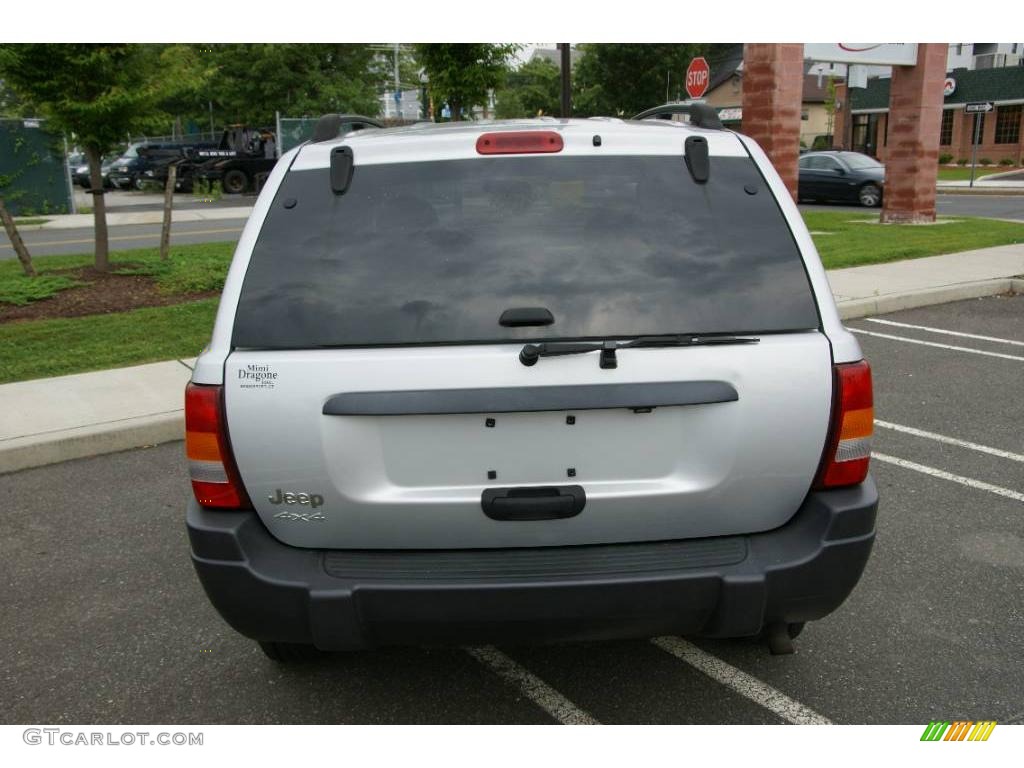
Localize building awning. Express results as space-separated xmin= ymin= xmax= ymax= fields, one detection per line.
xmin=851 ymin=66 xmax=1024 ymax=113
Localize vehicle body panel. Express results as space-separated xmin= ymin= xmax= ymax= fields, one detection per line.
xmin=225 ymin=332 xmax=832 ymax=549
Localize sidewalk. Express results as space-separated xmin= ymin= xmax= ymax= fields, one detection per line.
xmin=2 ymin=245 xmax=1022 ymax=474
xmin=937 ymin=174 xmax=1024 ymax=195
xmin=18 ymin=206 xmax=254 ymax=231
xmin=830 ymin=243 xmax=1024 ymax=319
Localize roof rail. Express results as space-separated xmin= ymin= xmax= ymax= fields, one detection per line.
xmin=312 ymin=114 xmax=385 ymax=143
xmin=631 ymin=103 xmax=724 ymax=130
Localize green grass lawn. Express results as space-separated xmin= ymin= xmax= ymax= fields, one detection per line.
xmin=936 ymin=166 xmax=1017 ymax=181
xmin=2 ymin=213 xmax=1024 ymax=383
xmin=0 ymin=241 xmax=234 ymax=305
xmin=0 ymin=299 xmax=218 ymax=383
xmin=1 ymin=242 xmax=233 ymax=383
xmin=803 ymin=212 xmax=1024 ymax=270
xmin=12 ymin=217 xmax=51 ymax=226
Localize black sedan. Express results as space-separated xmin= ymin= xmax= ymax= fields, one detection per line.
xmin=797 ymin=151 xmax=885 ymax=207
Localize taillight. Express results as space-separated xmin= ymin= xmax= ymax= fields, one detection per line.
xmin=476 ymin=131 xmax=564 ymax=155
xmin=185 ymin=383 xmax=252 ymax=509
xmin=815 ymin=361 xmax=873 ymax=489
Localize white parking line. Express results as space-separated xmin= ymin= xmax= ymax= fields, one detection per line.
xmin=849 ymin=328 xmax=1024 ymax=362
xmin=651 ymin=637 xmax=833 ymax=725
xmin=866 ymin=318 xmax=1024 ymax=347
xmin=466 ymin=646 xmax=600 ymax=725
xmin=873 ymin=452 xmax=1024 ymax=502
xmin=875 ymin=420 xmax=1024 ymax=463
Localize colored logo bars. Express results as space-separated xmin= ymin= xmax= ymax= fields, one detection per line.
xmin=920 ymin=721 xmax=997 ymax=742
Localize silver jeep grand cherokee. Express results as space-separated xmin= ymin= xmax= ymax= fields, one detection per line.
xmin=185 ymin=108 xmax=877 ymax=662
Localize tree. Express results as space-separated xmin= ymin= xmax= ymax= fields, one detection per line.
xmin=0 ymin=44 xmax=209 ymax=271
xmin=175 ymin=44 xmax=382 ymax=127
xmin=573 ymin=44 xmax=738 ymax=117
xmin=0 ymin=79 xmax=34 ymax=118
xmin=0 ymin=196 xmax=35 ymax=276
xmin=414 ymin=44 xmax=518 ymax=121
xmin=495 ymin=58 xmax=561 ymax=119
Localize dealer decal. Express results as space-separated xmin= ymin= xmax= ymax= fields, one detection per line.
xmin=238 ymin=363 xmax=278 ymax=389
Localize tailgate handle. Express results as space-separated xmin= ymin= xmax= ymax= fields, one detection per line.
xmin=481 ymin=486 xmax=586 ymax=521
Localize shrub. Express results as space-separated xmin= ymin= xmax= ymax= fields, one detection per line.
xmin=999 ymin=158 xmax=1015 ymax=166
xmin=811 ymin=135 xmax=833 ymax=151
xmin=192 ymin=179 xmax=222 ymax=201
xmin=0 ymin=274 xmax=82 ymax=306
xmin=979 ymin=158 xmax=993 ymax=166
xmin=957 ymin=158 xmax=969 ymax=166
xmin=938 ymin=153 xmax=954 ymax=165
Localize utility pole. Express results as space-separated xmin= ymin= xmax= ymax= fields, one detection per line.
xmin=394 ymin=43 xmax=402 ymax=119
xmin=558 ymin=43 xmax=571 ymax=118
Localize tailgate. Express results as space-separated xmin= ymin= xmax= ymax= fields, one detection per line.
xmin=226 ymin=333 xmax=832 ymax=549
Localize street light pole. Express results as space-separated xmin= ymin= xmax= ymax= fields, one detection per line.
xmin=558 ymin=43 xmax=571 ymax=118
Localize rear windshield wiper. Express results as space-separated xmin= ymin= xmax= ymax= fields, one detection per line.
xmin=519 ymin=335 xmax=760 ymax=368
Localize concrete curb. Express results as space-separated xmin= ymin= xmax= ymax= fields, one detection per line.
xmin=0 ymin=411 xmax=183 ymax=474
xmin=936 ymin=188 xmax=1024 ymax=196
xmin=837 ymin=278 xmax=1020 ymax=320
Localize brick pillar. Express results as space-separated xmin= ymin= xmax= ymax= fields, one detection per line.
xmin=741 ymin=43 xmax=804 ymax=200
xmin=881 ymin=43 xmax=947 ymax=223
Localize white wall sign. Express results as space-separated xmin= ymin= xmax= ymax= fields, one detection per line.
xmin=804 ymin=44 xmax=919 ymax=66
xmin=943 ymin=78 xmax=956 ymax=96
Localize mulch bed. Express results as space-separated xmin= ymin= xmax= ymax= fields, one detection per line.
xmin=0 ymin=265 xmax=216 ymax=323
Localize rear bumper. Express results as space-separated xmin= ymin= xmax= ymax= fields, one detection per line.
xmin=187 ymin=477 xmax=878 ymax=650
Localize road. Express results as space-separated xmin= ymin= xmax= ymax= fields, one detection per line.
xmin=3 ymin=295 xmax=1022 ymax=725
xmin=802 ymin=194 xmax=1024 ymax=220
xmin=1 ymin=219 xmax=247 ymax=259
xmin=4 ymin=193 xmax=1023 ymax=260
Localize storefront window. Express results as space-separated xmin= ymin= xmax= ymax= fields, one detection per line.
xmin=939 ymin=110 xmax=954 ymax=146
xmin=994 ymin=105 xmax=1021 ymax=144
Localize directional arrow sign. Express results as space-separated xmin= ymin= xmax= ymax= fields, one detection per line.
xmin=964 ymin=101 xmax=994 ymax=114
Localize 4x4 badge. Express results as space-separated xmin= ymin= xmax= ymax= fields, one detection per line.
xmin=273 ymin=510 xmax=326 ymax=522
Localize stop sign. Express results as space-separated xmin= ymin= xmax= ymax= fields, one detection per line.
xmin=685 ymin=57 xmax=710 ymax=100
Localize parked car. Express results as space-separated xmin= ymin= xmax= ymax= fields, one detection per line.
xmin=71 ymin=155 xmax=118 ymax=189
xmin=798 ymin=150 xmax=885 ymax=207
xmin=185 ymin=113 xmax=878 ymax=662
xmin=107 ymin=142 xmax=208 ymax=190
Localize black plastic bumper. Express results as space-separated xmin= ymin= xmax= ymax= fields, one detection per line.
xmin=187 ymin=477 xmax=877 ymax=650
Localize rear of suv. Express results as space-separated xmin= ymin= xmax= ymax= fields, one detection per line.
xmin=186 ymin=109 xmax=878 ymax=661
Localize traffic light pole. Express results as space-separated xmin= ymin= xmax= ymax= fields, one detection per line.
xmin=559 ymin=44 xmax=571 ymax=118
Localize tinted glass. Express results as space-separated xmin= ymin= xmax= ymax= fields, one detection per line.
xmin=233 ymin=155 xmax=818 ymax=348
xmin=839 ymin=152 xmax=882 ymax=170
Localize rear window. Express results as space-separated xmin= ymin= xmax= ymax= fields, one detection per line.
xmin=232 ymin=153 xmax=818 ymax=348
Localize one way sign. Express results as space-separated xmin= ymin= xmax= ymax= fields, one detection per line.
xmin=964 ymin=101 xmax=994 ymax=114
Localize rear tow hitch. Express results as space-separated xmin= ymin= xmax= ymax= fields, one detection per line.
xmin=765 ymin=622 xmax=804 ymax=655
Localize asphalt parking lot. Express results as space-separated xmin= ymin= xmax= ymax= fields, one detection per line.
xmin=3 ymin=294 xmax=1022 ymax=725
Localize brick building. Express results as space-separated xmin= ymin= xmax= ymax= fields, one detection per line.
xmin=835 ymin=66 xmax=1024 ymax=165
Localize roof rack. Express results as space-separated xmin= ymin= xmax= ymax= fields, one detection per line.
xmin=631 ymin=103 xmax=724 ymax=130
xmin=311 ymin=114 xmax=385 ymax=143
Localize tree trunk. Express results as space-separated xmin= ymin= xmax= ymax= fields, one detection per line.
xmin=159 ymin=164 xmax=177 ymax=261
xmin=450 ymin=98 xmax=462 ymax=122
xmin=85 ymin=145 xmax=110 ymax=272
xmin=0 ymin=196 xmax=37 ymax=277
